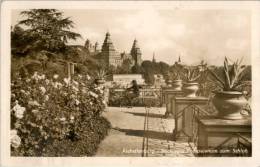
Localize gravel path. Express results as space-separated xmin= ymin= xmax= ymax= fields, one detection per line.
xmin=95 ymin=107 xmax=194 ymax=157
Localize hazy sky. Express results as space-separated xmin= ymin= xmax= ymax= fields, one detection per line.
xmin=12 ymin=9 xmax=251 ymax=65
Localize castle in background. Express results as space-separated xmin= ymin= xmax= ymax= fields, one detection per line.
xmin=84 ymin=32 xmax=142 ymax=68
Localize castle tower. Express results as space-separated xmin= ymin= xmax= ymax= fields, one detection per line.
xmin=130 ymin=39 xmax=142 ymax=66
xmin=101 ymin=32 xmax=120 ymax=67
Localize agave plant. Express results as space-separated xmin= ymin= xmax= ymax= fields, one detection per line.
xmin=208 ymin=57 xmax=246 ymax=91
xmin=95 ymin=69 xmax=107 ymax=80
xmin=168 ymin=71 xmax=181 ymax=81
xmin=181 ymin=66 xmax=202 ymax=82
xmin=168 ymin=63 xmax=183 ymax=80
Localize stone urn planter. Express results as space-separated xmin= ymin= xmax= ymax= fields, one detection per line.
xmin=183 ymin=82 xmax=199 ymax=97
xmin=95 ymin=78 xmax=105 ymax=85
xmin=171 ymin=79 xmax=182 ymax=91
xmin=166 ymin=79 xmax=172 ymax=87
xmin=212 ymin=91 xmax=247 ymax=120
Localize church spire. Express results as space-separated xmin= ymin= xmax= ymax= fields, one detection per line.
xmin=178 ymin=55 xmax=181 ymax=63
xmin=152 ymin=52 xmax=156 ymax=63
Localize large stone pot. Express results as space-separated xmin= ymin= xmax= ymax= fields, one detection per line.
xmin=95 ymin=78 xmax=105 ymax=85
xmin=212 ymin=91 xmax=247 ymax=120
xmin=166 ymin=79 xmax=172 ymax=87
xmin=183 ymin=82 xmax=199 ymax=97
xmin=172 ymin=79 xmax=182 ymax=91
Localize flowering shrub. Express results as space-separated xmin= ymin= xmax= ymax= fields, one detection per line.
xmin=11 ymin=72 xmax=110 ymax=156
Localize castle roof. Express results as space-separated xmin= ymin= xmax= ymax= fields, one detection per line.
xmin=102 ymin=31 xmax=116 ymax=52
xmin=131 ymin=39 xmax=142 ymax=55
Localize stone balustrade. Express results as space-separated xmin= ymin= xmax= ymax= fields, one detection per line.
xmin=162 ymin=87 xmax=183 ymax=118
xmin=171 ymin=96 xmax=210 ymax=141
xmin=195 ymin=115 xmax=251 ymax=156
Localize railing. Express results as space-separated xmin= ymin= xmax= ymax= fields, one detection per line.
xmin=190 ymin=104 xmax=217 ymax=145
xmin=187 ymin=103 xmax=252 ymax=157
xmin=108 ymin=87 xmax=162 ymax=107
xmin=174 ymin=102 xmax=217 ymax=141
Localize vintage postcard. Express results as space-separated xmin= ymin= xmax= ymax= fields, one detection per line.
xmin=1 ymin=1 xmax=260 ymax=167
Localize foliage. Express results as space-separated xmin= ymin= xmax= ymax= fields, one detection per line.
xmin=208 ymin=57 xmax=247 ymax=91
xmin=115 ymin=59 xmax=133 ymax=74
xmin=140 ymin=60 xmax=170 ymax=84
xmin=168 ymin=63 xmax=184 ymax=81
xmin=95 ymin=69 xmax=108 ymax=80
xmin=15 ymin=9 xmax=81 ymax=54
xmin=108 ymin=89 xmax=161 ymax=107
xmin=11 ymin=72 xmax=110 ymax=156
xmin=141 ymin=60 xmax=155 ymax=84
xmin=131 ymin=64 xmax=144 ymax=74
xmin=181 ymin=66 xmax=203 ymax=82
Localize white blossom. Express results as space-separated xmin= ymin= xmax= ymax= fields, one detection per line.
xmin=89 ymin=91 xmax=98 ymax=98
xmin=60 ymin=117 xmax=66 ymax=121
xmin=45 ymin=79 xmax=50 ymax=85
xmin=86 ymin=74 xmax=91 ymax=80
xmin=32 ymin=72 xmax=39 ymax=80
xmin=75 ymin=99 xmax=80 ymax=105
xmin=26 ymin=78 xmax=31 ymax=83
xmin=11 ymin=129 xmax=21 ymax=148
xmin=38 ymin=74 xmax=45 ymax=80
xmin=12 ymin=103 xmax=26 ymax=119
xmin=53 ymin=74 xmax=59 ymax=79
xmin=63 ymin=78 xmax=70 ymax=85
xmin=44 ymin=95 xmax=49 ymax=101
xmin=53 ymin=82 xmax=62 ymax=89
xmin=28 ymin=100 xmax=40 ymax=106
xmin=39 ymin=86 xmax=46 ymax=95
xmin=32 ymin=109 xmax=39 ymax=114
xmin=78 ymin=74 xmax=82 ymax=79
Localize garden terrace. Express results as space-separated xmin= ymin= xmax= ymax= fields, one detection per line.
xmin=102 ymin=84 xmax=252 ymax=157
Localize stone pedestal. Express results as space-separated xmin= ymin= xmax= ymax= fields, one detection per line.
xmin=172 ymin=97 xmax=209 ymax=141
xmin=196 ymin=116 xmax=251 ymax=156
xmin=162 ymin=88 xmax=183 ymax=117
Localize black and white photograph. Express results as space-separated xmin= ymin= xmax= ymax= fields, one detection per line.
xmin=1 ymin=1 xmax=260 ymax=167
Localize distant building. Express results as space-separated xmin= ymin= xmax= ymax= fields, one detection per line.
xmin=86 ymin=32 xmax=143 ymax=68
xmin=85 ymin=39 xmax=100 ymax=53
xmin=130 ymin=39 xmax=142 ymax=66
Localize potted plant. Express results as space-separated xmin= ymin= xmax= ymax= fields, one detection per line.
xmin=168 ymin=64 xmax=183 ymax=91
xmin=95 ymin=69 xmax=107 ymax=85
xmin=208 ymin=57 xmax=248 ymax=120
xmin=181 ymin=66 xmax=202 ymax=97
xmin=168 ymin=72 xmax=182 ymax=91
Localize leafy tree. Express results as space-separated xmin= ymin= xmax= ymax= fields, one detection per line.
xmin=131 ymin=64 xmax=144 ymax=74
xmin=16 ymin=9 xmax=81 ymax=54
xmin=11 ymin=25 xmax=36 ymax=56
xmin=157 ymin=61 xmax=170 ymax=78
xmin=116 ymin=59 xmax=132 ymax=74
xmin=141 ymin=60 xmax=155 ymax=84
